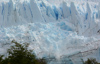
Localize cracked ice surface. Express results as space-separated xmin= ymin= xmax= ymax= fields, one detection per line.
xmin=0 ymin=0 xmax=100 ymax=64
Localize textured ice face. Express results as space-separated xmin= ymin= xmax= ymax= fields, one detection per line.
xmin=0 ymin=0 xmax=99 ymax=36
xmin=0 ymin=22 xmax=98 ymax=59
xmin=0 ymin=0 xmax=100 ymax=64
xmin=0 ymin=22 xmax=98 ymax=64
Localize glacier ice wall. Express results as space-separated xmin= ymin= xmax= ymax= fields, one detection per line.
xmin=0 ymin=0 xmax=100 ymax=37
xmin=0 ymin=0 xmax=44 ymax=27
xmin=0 ymin=0 xmax=100 ymax=64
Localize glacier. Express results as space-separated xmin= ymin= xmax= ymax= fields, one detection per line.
xmin=0 ymin=0 xmax=100 ymax=64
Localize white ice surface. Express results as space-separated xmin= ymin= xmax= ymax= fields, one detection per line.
xmin=0 ymin=0 xmax=100 ymax=64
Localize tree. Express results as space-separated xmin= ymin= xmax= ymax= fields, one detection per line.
xmin=0 ymin=55 xmax=3 ymax=64
xmin=0 ymin=40 xmax=47 ymax=64
xmin=85 ymin=58 xmax=100 ymax=64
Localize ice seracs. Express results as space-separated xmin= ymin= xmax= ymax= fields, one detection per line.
xmin=0 ymin=0 xmax=100 ymax=64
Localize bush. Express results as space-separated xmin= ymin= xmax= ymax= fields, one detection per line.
xmin=0 ymin=40 xmax=47 ymax=64
xmin=85 ymin=58 xmax=100 ymax=64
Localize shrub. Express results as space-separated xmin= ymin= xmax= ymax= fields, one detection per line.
xmin=85 ymin=58 xmax=100 ymax=64
xmin=0 ymin=40 xmax=47 ymax=64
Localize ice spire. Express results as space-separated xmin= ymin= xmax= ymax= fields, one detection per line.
xmin=62 ymin=1 xmax=70 ymax=18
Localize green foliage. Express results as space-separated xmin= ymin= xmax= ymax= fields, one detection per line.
xmin=0 ymin=55 xmax=3 ymax=64
xmin=84 ymin=58 xmax=100 ymax=64
xmin=0 ymin=40 xmax=47 ymax=64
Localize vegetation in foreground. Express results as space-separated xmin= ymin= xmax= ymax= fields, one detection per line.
xmin=0 ymin=40 xmax=100 ymax=64
xmin=0 ymin=40 xmax=47 ymax=64
xmin=84 ymin=58 xmax=100 ymax=64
